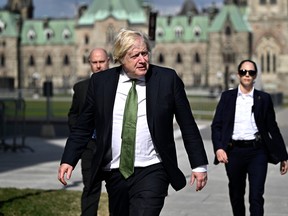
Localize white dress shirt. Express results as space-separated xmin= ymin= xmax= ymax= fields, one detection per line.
xmin=232 ymin=86 xmax=258 ymax=140
xmin=106 ymin=71 xmax=161 ymax=170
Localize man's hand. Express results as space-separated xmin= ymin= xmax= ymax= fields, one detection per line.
xmin=58 ymin=163 xmax=74 ymax=185
xmin=190 ymin=171 xmax=208 ymax=191
xmin=280 ymin=160 xmax=288 ymax=175
xmin=216 ymin=149 xmax=228 ymax=163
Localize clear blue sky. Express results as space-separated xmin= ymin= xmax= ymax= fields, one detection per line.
xmin=0 ymin=0 xmax=223 ymax=18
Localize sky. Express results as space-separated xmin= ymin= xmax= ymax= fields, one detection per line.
xmin=0 ymin=0 xmax=223 ymax=18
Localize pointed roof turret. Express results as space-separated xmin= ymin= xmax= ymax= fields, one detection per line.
xmin=178 ymin=0 xmax=199 ymax=16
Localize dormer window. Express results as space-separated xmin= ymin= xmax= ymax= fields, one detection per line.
xmin=62 ymin=28 xmax=71 ymax=40
xmin=193 ymin=26 xmax=201 ymax=38
xmin=156 ymin=28 xmax=164 ymax=38
xmin=27 ymin=29 xmax=36 ymax=41
xmin=44 ymin=28 xmax=54 ymax=40
xmin=175 ymin=26 xmax=183 ymax=38
xmin=0 ymin=19 xmax=6 ymax=33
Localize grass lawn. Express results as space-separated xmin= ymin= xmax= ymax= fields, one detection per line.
xmin=0 ymin=188 xmax=109 ymax=216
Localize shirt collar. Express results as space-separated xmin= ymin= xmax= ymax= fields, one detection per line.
xmin=237 ymin=85 xmax=254 ymax=98
xmin=120 ymin=69 xmax=145 ymax=83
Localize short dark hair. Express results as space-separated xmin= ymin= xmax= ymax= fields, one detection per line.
xmin=237 ymin=59 xmax=258 ymax=73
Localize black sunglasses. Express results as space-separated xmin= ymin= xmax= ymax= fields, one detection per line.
xmin=238 ymin=69 xmax=257 ymax=77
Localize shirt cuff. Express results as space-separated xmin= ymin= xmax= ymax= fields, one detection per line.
xmin=192 ymin=165 xmax=207 ymax=172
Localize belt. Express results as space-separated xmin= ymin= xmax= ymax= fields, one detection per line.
xmin=230 ymin=139 xmax=260 ymax=148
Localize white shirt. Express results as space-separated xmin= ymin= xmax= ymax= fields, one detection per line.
xmin=232 ymin=86 xmax=258 ymax=140
xmin=106 ymin=71 xmax=161 ymax=170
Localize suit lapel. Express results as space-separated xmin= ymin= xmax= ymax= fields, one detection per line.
xmin=228 ymin=89 xmax=238 ymax=120
xmin=253 ymin=89 xmax=262 ymax=121
xmin=102 ymin=67 xmax=121 ymax=128
xmin=146 ymin=65 xmax=159 ymax=133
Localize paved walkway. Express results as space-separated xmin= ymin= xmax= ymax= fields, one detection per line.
xmin=0 ymin=108 xmax=288 ymax=215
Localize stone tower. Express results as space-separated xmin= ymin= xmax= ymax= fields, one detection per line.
xmin=6 ymin=0 xmax=34 ymax=19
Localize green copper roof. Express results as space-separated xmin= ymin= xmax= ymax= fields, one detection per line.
xmin=156 ymin=15 xmax=209 ymax=43
xmin=78 ymin=0 xmax=147 ymax=25
xmin=209 ymin=5 xmax=251 ymax=32
xmin=0 ymin=10 xmax=20 ymax=37
xmin=21 ymin=19 xmax=75 ymax=45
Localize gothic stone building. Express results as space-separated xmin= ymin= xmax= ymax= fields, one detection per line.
xmin=0 ymin=0 xmax=288 ymax=95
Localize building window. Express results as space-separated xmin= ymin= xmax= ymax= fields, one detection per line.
xmin=0 ymin=53 xmax=5 ymax=67
xmin=157 ymin=28 xmax=164 ymax=38
xmin=260 ymin=0 xmax=266 ymax=4
xmin=267 ymin=52 xmax=270 ymax=73
xmin=225 ymin=26 xmax=231 ymax=36
xmin=84 ymin=35 xmax=89 ymax=44
xmin=27 ymin=29 xmax=36 ymax=41
xmin=0 ymin=19 xmax=6 ymax=33
xmin=44 ymin=29 xmax=54 ymax=40
xmin=83 ymin=50 xmax=89 ymax=64
xmin=106 ymin=25 xmax=115 ymax=44
xmin=28 ymin=55 xmax=35 ymax=66
xmin=273 ymin=54 xmax=276 ymax=72
xmin=62 ymin=28 xmax=71 ymax=40
xmin=193 ymin=26 xmax=201 ymax=38
xmin=175 ymin=26 xmax=183 ymax=39
xmin=63 ymin=54 xmax=70 ymax=65
xmin=158 ymin=53 xmax=165 ymax=64
xmin=194 ymin=52 xmax=201 ymax=63
xmin=46 ymin=55 xmax=52 ymax=65
xmin=176 ymin=53 xmax=182 ymax=63
xmin=261 ymin=54 xmax=264 ymax=72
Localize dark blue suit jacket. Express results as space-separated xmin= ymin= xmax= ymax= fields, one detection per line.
xmin=211 ymin=88 xmax=288 ymax=165
xmin=68 ymin=78 xmax=90 ymax=131
xmin=61 ymin=64 xmax=208 ymax=191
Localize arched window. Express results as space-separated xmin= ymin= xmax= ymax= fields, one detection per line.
xmin=27 ymin=29 xmax=36 ymax=41
xmin=46 ymin=55 xmax=52 ymax=65
xmin=157 ymin=28 xmax=164 ymax=38
xmin=176 ymin=53 xmax=182 ymax=63
xmin=225 ymin=26 xmax=231 ymax=36
xmin=158 ymin=53 xmax=165 ymax=64
xmin=0 ymin=19 xmax=6 ymax=33
xmin=62 ymin=28 xmax=71 ymax=40
xmin=175 ymin=26 xmax=183 ymax=39
xmin=44 ymin=28 xmax=54 ymax=40
xmin=83 ymin=50 xmax=89 ymax=64
xmin=193 ymin=26 xmax=201 ymax=38
xmin=267 ymin=52 xmax=270 ymax=73
xmin=106 ymin=25 xmax=115 ymax=44
xmin=28 ymin=55 xmax=35 ymax=66
xmin=194 ymin=52 xmax=201 ymax=63
xmin=63 ymin=54 xmax=70 ymax=65
xmin=0 ymin=53 xmax=5 ymax=67
xmin=84 ymin=35 xmax=89 ymax=44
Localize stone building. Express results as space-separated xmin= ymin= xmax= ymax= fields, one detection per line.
xmin=0 ymin=0 xmax=288 ymax=95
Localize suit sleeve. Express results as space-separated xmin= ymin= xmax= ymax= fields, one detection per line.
xmin=173 ymin=73 xmax=209 ymax=169
xmin=68 ymin=84 xmax=80 ymax=131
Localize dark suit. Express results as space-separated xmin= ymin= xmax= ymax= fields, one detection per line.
xmin=211 ymin=88 xmax=288 ymax=216
xmin=68 ymin=78 xmax=100 ymax=216
xmin=62 ymin=64 xmax=208 ymax=214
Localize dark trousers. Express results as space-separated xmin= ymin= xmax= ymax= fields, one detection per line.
xmin=81 ymin=139 xmax=101 ymax=216
xmin=225 ymin=146 xmax=268 ymax=216
xmin=104 ymin=163 xmax=169 ymax=216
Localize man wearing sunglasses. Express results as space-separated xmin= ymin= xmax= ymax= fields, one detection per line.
xmin=211 ymin=59 xmax=288 ymax=216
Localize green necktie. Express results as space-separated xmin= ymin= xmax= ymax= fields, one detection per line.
xmin=119 ymin=80 xmax=138 ymax=179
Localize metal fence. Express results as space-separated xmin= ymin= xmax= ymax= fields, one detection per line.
xmin=0 ymin=98 xmax=33 ymax=152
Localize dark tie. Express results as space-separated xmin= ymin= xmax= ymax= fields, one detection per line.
xmin=119 ymin=79 xmax=138 ymax=179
